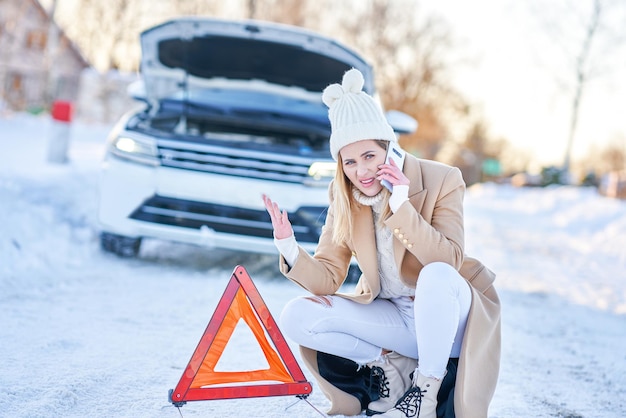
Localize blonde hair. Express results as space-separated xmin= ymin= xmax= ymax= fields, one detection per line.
xmin=330 ymin=140 xmax=392 ymax=246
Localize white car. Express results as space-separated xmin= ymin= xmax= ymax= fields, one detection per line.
xmin=98 ymin=17 xmax=416 ymax=277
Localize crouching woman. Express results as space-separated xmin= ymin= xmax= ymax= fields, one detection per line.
xmin=262 ymin=68 xmax=500 ymax=418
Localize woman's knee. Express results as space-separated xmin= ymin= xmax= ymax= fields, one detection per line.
xmin=279 ymin=296 xmax=328 ymax=339
xmin=415 ymin=262 xmax=471 ymax=299
xmin=417 ymin=262 xmax=457 ymax=287
xmin=280 ymin=297 xmax=305 ymax=334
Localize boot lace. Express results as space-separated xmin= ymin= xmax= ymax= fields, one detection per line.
xmin=370 ymin=366 xmax=390 ymax=399
xmin=393 ymin=385 xmax=426 ymax=417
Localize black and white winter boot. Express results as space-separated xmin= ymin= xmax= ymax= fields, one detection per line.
xmin=378 ymin=371 xmax=442 ymax=418
xmin=365 ymin=352 xmax=417 ymax=416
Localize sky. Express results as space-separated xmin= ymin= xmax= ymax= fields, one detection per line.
xmin=420 ymin=0 xmax=626 ymax=168
xmin=1 ymin=113 xmax=625 ymax=417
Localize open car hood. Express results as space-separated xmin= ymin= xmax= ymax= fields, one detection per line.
xmin=139 ymin=18 xmax=375 ymax=105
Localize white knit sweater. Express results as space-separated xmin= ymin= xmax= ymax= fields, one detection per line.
xmin=352 ymin=189 xmax=414 ymax=299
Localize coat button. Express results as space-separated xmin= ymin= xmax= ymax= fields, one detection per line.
xmin=407 ymin=243 xmax=413 ymax=249
xmin=398 ymin=233 xmax=404 ymax=239
xmin=394 ymin=228 xmax=400 ymax=234
xmin=352 ymin=251 xmax=357 ymax=256
xmin=403 ymin=239 xmax=408 ymax=244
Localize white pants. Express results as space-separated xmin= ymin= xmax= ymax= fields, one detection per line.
xmin=279 ymin=262 xmax=472 ymax=379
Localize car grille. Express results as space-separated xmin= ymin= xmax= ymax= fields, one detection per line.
xmin=129 ymin=194 xmax=327 ymax=244
xmin=156 ymin=138 xmax=318 ymax=184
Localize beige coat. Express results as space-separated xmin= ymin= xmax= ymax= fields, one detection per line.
xmin=279 ymin=155 xmax=501 ymax=418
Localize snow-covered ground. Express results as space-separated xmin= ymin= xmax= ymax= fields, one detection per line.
xmin=1 ymin=113 xmax=625 ymax=418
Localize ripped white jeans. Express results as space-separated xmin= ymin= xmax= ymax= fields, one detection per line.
xmin=279 ymin=262 xmax=472 ymax=379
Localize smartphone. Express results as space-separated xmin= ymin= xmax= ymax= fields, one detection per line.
xmin=381 ymin=142 xmax=406 ymax=191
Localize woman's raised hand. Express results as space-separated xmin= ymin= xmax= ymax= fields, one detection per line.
xmin=377 ymin=157 xmax=410 ymax=188
xmin=262 ymin=194 xmax=294 ymax=240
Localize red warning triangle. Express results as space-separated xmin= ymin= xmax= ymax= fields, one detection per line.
xmin=169 ymin=265 xmax=312 ymax=406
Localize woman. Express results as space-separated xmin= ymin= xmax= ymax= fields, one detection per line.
xmin=263 ymin=68 xmax=500 ymax=418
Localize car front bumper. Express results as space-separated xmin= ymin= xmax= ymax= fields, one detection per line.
xmin=98 ymin=156 xmax=329 ymax=254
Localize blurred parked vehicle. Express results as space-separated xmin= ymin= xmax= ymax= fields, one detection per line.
xmin=97 ymin=18 xmax=416 ymax=280
xmin=599 ymin=170 xmax=626 ymax=199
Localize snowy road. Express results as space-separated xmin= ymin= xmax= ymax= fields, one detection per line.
xmin=1 ymin=114 xmax=625 ymax=417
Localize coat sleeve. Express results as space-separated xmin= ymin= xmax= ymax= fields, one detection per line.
xmin=278 ymin=184 xmax=354 ymax=295
xmin=384 ymin=165 xmax=465 ymax=270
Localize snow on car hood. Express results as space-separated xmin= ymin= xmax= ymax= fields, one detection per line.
xmin=139 ymin=17 xmax=374 ymax=105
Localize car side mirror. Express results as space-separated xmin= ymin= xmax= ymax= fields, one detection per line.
xmin=386 ymin=110 xmax=418 ymax=135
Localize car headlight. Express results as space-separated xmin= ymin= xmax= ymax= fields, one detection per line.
xmin=108 ymin=135 xmax=159 ymax=166
xmin=304 ymin=161 xmax=336 ymax=187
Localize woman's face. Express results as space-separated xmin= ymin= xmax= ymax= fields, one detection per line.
xmin=339 ymin=140 xmax=387 ymax=196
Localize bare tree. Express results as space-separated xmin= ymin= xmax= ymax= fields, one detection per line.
xmin=57 ymin=1 xmax=242 ymax=73
xmin=57 ymin=0 xmax=141 ymax=71
xmin=563 ymin=0 xmax=601 ymax=173
xmin=246 ymin=0 xmax=258 ymax=19
xmin=168 ymin=1 xmax=224 ymax=19
xmin=529 ymin=0 xmax=626 ymax=174
xmin=318 ymin=0 xmax=468 ymax=159
xmin=600 ymin=139 xmax=626 ymax=172
xmin=584 ymin=136 xmax=626 ymax=174
xmin=247 ymin=0 xmax=321 ymax=28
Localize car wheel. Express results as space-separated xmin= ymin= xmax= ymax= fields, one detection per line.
xmin=100 ymin=232 xmax=141 ymax=257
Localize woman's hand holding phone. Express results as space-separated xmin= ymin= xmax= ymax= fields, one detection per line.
xmin=378 ymin=143 xmax=409 ymax=190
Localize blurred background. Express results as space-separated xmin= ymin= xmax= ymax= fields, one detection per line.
xmin=2 ymin=0 xmax=625 ymax=193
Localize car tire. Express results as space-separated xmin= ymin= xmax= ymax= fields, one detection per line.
xmin=100 ymin=232 xmax=142 ymax=257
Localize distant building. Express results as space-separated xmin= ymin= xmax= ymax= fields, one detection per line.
xmin=0 ymin=0 xmax=89 ymax=111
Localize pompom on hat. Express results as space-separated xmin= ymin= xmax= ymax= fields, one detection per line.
xmin=322 ymin=68 xmax=397 ymax=160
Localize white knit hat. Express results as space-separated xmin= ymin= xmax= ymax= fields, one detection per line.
xmin=322 ymin=68 xmax=397 ymax=160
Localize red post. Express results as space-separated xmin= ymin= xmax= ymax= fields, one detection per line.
xmin=47 ymin=100 xmax=73 ymax=163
